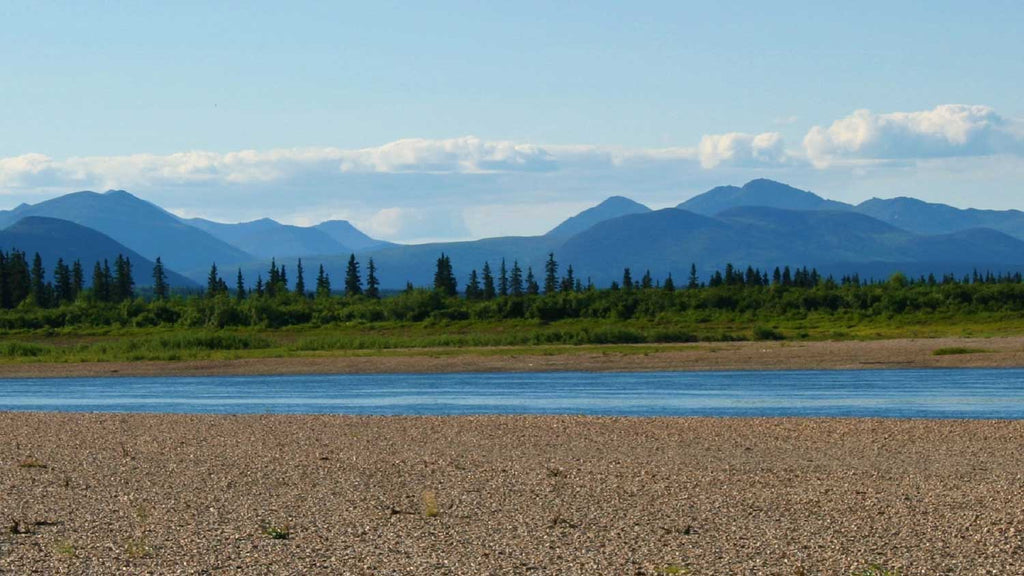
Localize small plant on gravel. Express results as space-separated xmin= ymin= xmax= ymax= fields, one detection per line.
xmin=125 ymin=538 xmax=152 ymax=558
xmin=17 ymin=457 xmax=47 ymax=469
xmin=261 ymin=522 xmax=291 ymax=540
xmin=852 ymin=564 xmax=901 ymax=576
xmin=656 ymin=563 xmax=689 ymax=575
xmin=54 ymin=540 xmax=76 ymax=557
xmin=933 ymin=346 xmax=988 ymax=356
xmin=422 ymin=490 xmax=440 ymax=517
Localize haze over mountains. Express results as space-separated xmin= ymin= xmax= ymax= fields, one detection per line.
xmin=3 ymin=179 xmax=1024 ymax=291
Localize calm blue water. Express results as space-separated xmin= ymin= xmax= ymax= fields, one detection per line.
xmin=0 ymin=369 xmax=1022 ymax=418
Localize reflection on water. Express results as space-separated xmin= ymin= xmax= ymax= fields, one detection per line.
xmin=0 ymin=369 xmax=1022 ymax=419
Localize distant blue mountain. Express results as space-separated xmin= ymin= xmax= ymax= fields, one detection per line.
xmin=0 ymin=190 xmax=252 ymax=276
xmin=314 ymin=220 xmax=393 ymax=251
xmin=0 ymin=217 xmax=197 ymax=288
xmin=187 ymin=217 xmax=350 ymax=258
xmin=545 ymin=196 xmax=651 ymax=238
xmin=854 ymin=196 xmax=1024 ymax=240
xmin=678 ymin=178 xmax=852 ymax=215
xmin=7 ymin=181 xmax=1024 ymax=290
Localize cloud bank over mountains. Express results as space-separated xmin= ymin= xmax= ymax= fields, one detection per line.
xmin=2 ymin=104 xmax=1022 ymax=242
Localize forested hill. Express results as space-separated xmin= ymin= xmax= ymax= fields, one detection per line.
xmin=6 ymin=180 xmax=1024 ymax=290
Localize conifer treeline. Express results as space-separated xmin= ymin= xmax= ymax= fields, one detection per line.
xmin=5 ymin=248 xmax=1024 ymax=327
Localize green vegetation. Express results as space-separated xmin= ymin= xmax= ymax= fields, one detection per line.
xmin=851 ymin=564 xmax=902 ymax=576
xmin=4 ymin=251 xmax=1024 ymax=364
xmin=932 ymin=346 xmax=990 ymax=356
xmin=261 ymin=522 xmax=292 ymax=540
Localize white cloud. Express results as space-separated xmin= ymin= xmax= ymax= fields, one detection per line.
xmin=697 ymin=132 xmax=787 ymax=169
xmin=338 ymin=136 xmax=560 ymax=174
xmin=803 ymin=104 xmax=1024 ymax=168
xmin=364 ymin=206 xmax=472 ymax=244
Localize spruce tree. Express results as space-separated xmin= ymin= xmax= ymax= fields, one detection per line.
xmin=316 ymin=264 xmax=331 ymax=299
xmin=294 ymin=259 xmax=306 ymax=296
xmin=114 ymin=255 xmax=134 ymax=301
xmin=30 ymin=253 xmax=47 ymax=307
xmin=688 ymin=263 xmax=699 ymax=289
xmin=481 ymin=262 xmax=496 ymax=300
xmin=509 ymin=260 xmax=523 ymax=296
xmin=663 ymin=273 xmax=675 ymax=292
xmin=345 ymin=254 xmax=362 ymax=296
xmin=543 ymin=253 xmax=558 ymax=294
xmin=622 ymin=268 xmax=633 ymax=290
xmin=640 ymin=270 xmax=653 ymax=290
xmin=561 ymin=265 xmax=575 ymax=293
xmin=206 ymin=263 xmax=224 ymax=297
xmin=152 ymin=257 xmax=169 ymax=300
xmin=526 ymin=267 xmax=539 ymax=296
xmin=54 ymin=258 xmax=72 ymax=304
xmin=0 ymin=251 xmax=8 ymax=308
xmin=366 ymin=258 xmax=380 ymax=299
xmin=498 ymin=258 xmax=509 ymax=297
xmin=71 ymin=260 xmax=84 ymax=299
xmin=92 ymin=261 xmax=109 ymax=302
xmin=466 ymin=269 xmax=481 ymax=300
xmin=433 ymin=253 xmax=456 ymax=296
xmin=235 ymin=268 xmax=246 ymax=301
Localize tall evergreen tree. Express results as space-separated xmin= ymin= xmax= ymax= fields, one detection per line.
xmin=255 ymin=275 xmax=265 ymax=297
xmin=152 ymin=257 xmax=169 ymax=300
xmin=526 ymin=267 xmax=539 ymax=296
xmin=235 ymin=268 xmax=246 ymax=301
xmin=366 ymin=258 xmax=380 ymax=299
xmin=113 ymin=255 xmax=134 ymax=301
xmin=622 ymin=268 xmax=633 ymax=290
xmin=509 ymin=260 xmax=523 ymax=296
xmin=0 ymin=251 xmax=8 ymax=308
xmin=640 ymin=270 xmax=653 ymax=290
xmin=543 ymin=253 xmax=558 ymax=294
xmin=688 ymin=263 xmax=699 ymax=289
xmin=30 ymin=253 xmax=47 ymax=306
xmin=345 ymin=254 xmax=363 ymax=296
xmin=71 ymin=260 xmax=84 ymax=299
xmin=433 ymin=253 xmax=456 ymax=296
xmin=294 ymin=259 xmax=306 ymax=296
xmin=465 ymin=269 xmax=481 ymax=300
xmin=498 ymin=259 xmax=509 ymax=297
xmin=481 ymin=262 xmax=496 ymax=300
xmin=206 ymin=263 xmax=224 ymax=297
xmin=316 ymin=264 xmax=331 ymax=299
xmin=663 ymin=273 xmax=675 ymax=292
xmin=560 ymin=265 xmax=575 ymax=293
xmin=92 ymin=261 xmax=110 ymax=302
xmin=54 ymin=258 xmax=73 ymax=305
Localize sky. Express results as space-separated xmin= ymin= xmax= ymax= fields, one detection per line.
xmin=2 ymin=1 xmax=1023 ymax=242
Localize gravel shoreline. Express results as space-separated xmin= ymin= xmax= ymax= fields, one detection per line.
xmin=2 ymin=413 xmax=1021 ymax=575
xmin=2 ymin=336 xmax=1024 ymax=379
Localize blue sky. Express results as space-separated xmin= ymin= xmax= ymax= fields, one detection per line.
xmin=2 ymin=1 xmax=1023 ymax=242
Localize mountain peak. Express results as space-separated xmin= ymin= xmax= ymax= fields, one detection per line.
xmin=545 ymin=196 xmax=651 ymax=239
xmin=678 ymin=179 xmax=852 ymax=216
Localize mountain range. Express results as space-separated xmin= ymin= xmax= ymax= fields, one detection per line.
xmin=3 ymin=179 xmax=1024 ymax=290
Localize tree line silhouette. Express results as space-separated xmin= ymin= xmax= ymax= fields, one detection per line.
xmin=3 ymin=249 xmax=1024 ymax=330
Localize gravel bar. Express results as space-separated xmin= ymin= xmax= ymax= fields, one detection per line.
xmin=1 ymin=414 xmax=1021 ymax=575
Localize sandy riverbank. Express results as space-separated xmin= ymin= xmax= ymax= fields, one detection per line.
xmin=1 ymin=414 xmax=1021 ymax=575
xmin=2 ymin=336 xmax=1024 ymax=378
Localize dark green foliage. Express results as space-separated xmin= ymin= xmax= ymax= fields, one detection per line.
xmin=294 ymin=259 xmax=306 ymax=297
xmin=433 ymin=253 xmax=456 ymax=296
xmin=315 ymin=264 xmax=331 ymax=299
xmin=366 ymin=258 xmax=380 ymax=299
xmin=482 ymin=262 xmax=496 ymax=300
xmin=345 ymin=254 xmax=362 ymax=297
xmin=544 ymin=253 xmax=558 ymax=294
xmin=153 ymin=257 xmax=169 ymax=300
